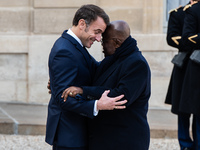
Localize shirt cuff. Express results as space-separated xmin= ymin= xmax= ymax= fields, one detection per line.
xmin=93 ymin=100 xmax=99 ymax=116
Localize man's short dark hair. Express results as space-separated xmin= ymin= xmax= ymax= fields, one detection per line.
xmin=72 ymin=4 xmax=110 ymax=26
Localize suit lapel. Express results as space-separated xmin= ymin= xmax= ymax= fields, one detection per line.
xmin=62 ymin=30 xmax=93 ymax=76
xmin=76 ymin=45 xmax=93 ymax=72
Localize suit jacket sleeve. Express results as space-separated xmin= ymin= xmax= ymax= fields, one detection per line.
xmin=50 ymin=49 xmax=95 ymax=118
xmin=167 ymin=10 xmax=185 ymax=50
xmin=182 ymin=6 xmax=200 ymax=48
xmin=82 ymin=60 xmax=150 ymax=107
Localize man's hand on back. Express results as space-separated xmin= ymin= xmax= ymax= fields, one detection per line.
xmin=97 ymin=90 xmax=127 ymax=110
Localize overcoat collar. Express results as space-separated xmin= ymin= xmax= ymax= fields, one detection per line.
xmin=94 ymin=36 xmax=137 ymax=85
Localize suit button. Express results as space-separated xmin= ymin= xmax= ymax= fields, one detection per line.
xmin=80 ymin=113 xmax=87 ymax=117
xmin=87 ymin=95 xmax=91 ymax=99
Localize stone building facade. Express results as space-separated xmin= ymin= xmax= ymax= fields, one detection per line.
xmin=0 ymin=0 xmax=179 ymax=108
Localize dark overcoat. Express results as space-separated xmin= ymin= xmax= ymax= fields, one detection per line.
xmin=165 ymin=6 xmax=191 ymax=114
xmin=45 ymin=30 xmax=98 ymax=147
xmin=180 ymin=2 xmax=200 ymax=115
xmin=82 ymin=37 xmax=151 ymax=150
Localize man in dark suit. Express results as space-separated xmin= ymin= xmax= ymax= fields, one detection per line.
xmin=46 ymin=5 xmax=127 ymax=150
xmin=62 ymin=20 xmax=151 ymax=150
xmin=181 ymin=0 xmax=200 ymax=149
xmin=165 ymin=1 xmax=195 ymax=150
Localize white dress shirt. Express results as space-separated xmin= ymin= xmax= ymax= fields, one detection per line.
xmin=67 ymin=29 xmax=98 ymax=116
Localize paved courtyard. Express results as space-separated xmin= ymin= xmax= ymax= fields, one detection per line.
xmin=0 ymin=134 xmax=179 ymax=150
xmin=0 ymin=102 xmax=180 ymax=149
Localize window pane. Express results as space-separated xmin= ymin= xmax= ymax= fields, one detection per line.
xmin=179 ymin=0 xmax=189 ymax=6
xmin=163 ymin=0 xmax=189 ymax=33
xmin=167 ymin=0 xmax=179 ymax=12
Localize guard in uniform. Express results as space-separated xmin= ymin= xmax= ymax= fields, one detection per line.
xmin=165 ymin=2 xmax=194 ymax=150
xmin=181 ymin=1 xmax=200 ymax=149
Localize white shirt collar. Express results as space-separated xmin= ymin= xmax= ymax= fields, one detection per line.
xmin=67 ymin=29 xmax=83 ymax=47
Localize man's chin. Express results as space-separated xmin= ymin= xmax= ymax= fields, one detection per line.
xmin=84 ymin=44 xmax=91 ymax=48
xmin=86 ymin=45 xmax=92 ymax=48
xmin=86 ymin=43 xmax=93 ymax=48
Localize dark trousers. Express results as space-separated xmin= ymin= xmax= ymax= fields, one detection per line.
xmin=53 ymin=144 xmax=88 ymax=150
xmin=178 ymin=113 xmax=194 ymax=150
xmin=193 ymin=115 xmax=200 ymax=150
xmin=178 ymin=114 xmax=200 ymax=150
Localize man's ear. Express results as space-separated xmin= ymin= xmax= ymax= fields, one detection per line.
xmin=78 ymin=19 xmax=86 ymax=30
xmin=115 ymin=39 xmax=122 ymax=48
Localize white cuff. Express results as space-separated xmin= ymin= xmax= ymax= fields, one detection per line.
xmin=93 ymin=100 xmax=99 ymax=116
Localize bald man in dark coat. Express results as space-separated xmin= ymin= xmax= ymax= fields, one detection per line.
xmin=63 ymin=20 xmax=151 ymax=150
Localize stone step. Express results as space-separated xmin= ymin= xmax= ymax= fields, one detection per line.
xmin=0 ymin=102 xmax=178 ymax=138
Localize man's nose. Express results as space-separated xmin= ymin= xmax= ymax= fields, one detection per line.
xmin=95 ymin=34 xmax=101 ymax=42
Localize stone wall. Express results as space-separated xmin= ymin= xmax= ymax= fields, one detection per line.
xmin=0 ymin=0 xmax=176 ymax=108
